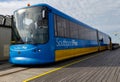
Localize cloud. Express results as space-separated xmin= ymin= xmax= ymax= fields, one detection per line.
xmin=0 ymin=1 xmax=26 ymax=15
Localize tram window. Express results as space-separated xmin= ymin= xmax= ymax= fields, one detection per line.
xmin=56 ymin=16 xmax=61 ymax=36
xmin=102 ymin=34 xmax=109 ymax=44
xmin=61 ymin=18 xmax=66 ymax=37
xmin=78 ymin=25 xmax=85 ymax=40
xmin=64 ymin=20 xmax=70 ymax=38
xmin=69 ymin=22 xmax=73 ymax=38
xmin=62 ymin=18 xmax=68 ymax=37
xmin=54 ymin=15 xmax=68 ymax=38
xmin=56 ymin=16 xmax=64 ymax=37
xmin=54 ymin=14 xmax=97 ymax=41
xmin=75 ymin=24 xmax=79 ymax=39
xmin=54 ymin=15 xmax=58 ymax=36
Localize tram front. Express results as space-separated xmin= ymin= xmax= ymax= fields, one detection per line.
xmin=9 ymin=6 xmax=53 ymax=65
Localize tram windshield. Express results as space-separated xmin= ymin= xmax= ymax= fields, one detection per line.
xmin=13 ymin=6 xmax=48 ymax=44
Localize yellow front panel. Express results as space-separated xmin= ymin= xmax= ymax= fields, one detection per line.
xmin=55 ymin=47 xmax=98 ymax=61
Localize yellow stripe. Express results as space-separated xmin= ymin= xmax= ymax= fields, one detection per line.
xmin=99 ymin=46 xmax=108 ymax=51
xmin=55 ymin=47 xmax=98 ymax=61
xmin=23 ymin=54 xmax=98 ymax=82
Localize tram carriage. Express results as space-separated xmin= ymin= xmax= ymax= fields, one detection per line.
xmin=10 ymin=4 xmax=112 ymax=65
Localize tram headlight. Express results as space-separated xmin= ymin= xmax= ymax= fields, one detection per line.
xmin=38 ymin=49 xmax=41 ymax=52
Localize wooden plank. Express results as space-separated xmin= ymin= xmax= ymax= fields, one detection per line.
xmin=29 ymin=48 xmax=120 ymax=82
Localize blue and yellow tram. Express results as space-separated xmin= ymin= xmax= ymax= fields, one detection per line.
xmin=9 ymin=4 xmax=112 ymax=65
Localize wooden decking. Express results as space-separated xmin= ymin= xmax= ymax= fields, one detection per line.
xmin=30 ymin=48 xmax=120 ymax=82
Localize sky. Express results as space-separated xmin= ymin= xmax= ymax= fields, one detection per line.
xmin=0 ymin=0 xmax=120 ymax=43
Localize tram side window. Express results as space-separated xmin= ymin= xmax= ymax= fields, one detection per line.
xmin=72 ymin=23 xmax=79 ymax=39
xmin=56 ymin=16 xmax=64 ymax=37
xmin=78 ymin=25 xmax=97 ymax=40
xmin=74 ymin=24 xmax=79 ymax=39
xmin=61 ymin=18 xmax=66 ymax=37
xmin=55 ymin=15 xmax=67 ymax=37
xmin=69 ymin=22 xmax=78 ymax=39
xmin=98 ymin=32 xmax=104 ymax=42
xmin=78 ymin=25 xmax=87 ymax=40
xmin=69 ymin=22 xmax=74 ymax=38
xmin=103 ymin=35 xmax=109 ymax=44
xmin=88 ymin=29 xmax=97 ymax=41
xmin=54 ymin=15 xmax=58 ymax=36
xmin=54 ymin=15 xmax=80 ymax=39
xmin=54 ymin=15 xmax=69 ymax=38
xmin=84 ymin=28 xmax=89 ymax=39
xmin=54 ymin=14 xmax=97 ymax=41
xmin=64 ymin=20 xmax=70 ymax=38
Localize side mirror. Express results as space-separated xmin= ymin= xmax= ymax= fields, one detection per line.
xmin=42 ymin=9 xmax=47 ymax=19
